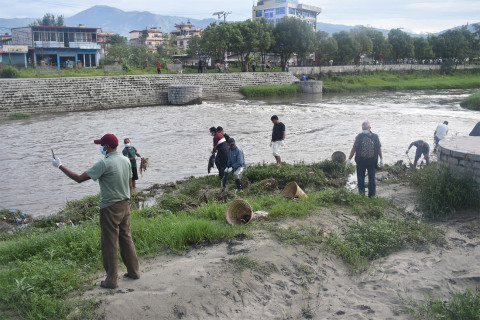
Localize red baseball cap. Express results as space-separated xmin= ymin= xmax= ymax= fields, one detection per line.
xmin=94 ymin=134 xmax=118 ymax=148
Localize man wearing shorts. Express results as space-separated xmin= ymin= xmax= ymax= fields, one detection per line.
xmin=122 ymin=138 xmax=141 ymax=188
xmin=270 ymin=115 xmax=285 ymax=167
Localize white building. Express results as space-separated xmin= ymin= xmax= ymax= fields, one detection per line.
xmin=252 ymin=0 xmax=321 ymax=31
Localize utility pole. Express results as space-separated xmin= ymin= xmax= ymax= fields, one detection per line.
xmin=212 ymin=11 xmax=232 ymax=62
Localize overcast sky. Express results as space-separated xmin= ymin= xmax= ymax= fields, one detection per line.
xmin=1 ymin=0 xmax=479 ymax=34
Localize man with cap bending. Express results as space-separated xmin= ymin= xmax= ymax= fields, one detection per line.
xmin=51 ymin=133 xmax=140 ymax=289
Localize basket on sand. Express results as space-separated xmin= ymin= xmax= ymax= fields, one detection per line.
xmin=282 ymin=181 xmax=308 ymax=199
xmin=331 ymin=151 xmax=346 ymax=163
xmin=225 ymin=199 xmax=253 ymax=225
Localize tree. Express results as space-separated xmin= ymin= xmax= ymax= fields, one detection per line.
xmin=332 ymin=31 xmax=360 ymax=65
xmin=30 ymin=13 xmax=65 ymax=26
xmin=198 ymin=22 xmax=229 ymax=63
xmin=272 ymin=17 xmax=316 ymax=68
xmin=388 ymin=28 xmax=414 ymax=62
xmin=413 ymin=37 xmax=434 ymax=61
xmin=106 ymin=34 xmax=127 ymax=45
xmin=350 ymin=29 xmax=373 ymax=64
xmin=315 ymin=31 xmax=337 ymax=65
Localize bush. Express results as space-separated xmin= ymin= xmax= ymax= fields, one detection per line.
xmin=409 ymin=163 xmax=480 ymax=218
xmin=0 ymin=66 xmax=20 ymax=78
xmin=460 ymin=92 xmax=480 ymax=111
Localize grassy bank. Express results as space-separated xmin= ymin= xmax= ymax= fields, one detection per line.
xmin=460 ymin=92 xmax=480 ymax=110
xmin=320 ymin=70 xmax=480 ymax=93
xmin=239 ymin=84 xmax=301 ymax=97
xmin=0 ymin=161 xmax=448 ymax=319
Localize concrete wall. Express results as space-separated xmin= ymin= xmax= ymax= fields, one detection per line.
xmin=0 ymin=72 xmax=299 ymax=116
xmin=289 ymin=64 xmax=480 ymax=75
xmin=437 ymin=137 xmax=480 ymax=191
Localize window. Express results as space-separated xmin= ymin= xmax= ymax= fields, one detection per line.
xmin=264 ymin=8 xmax=274 ymax=18
xmin=256 ymin=10 xmax=263 ymax=17
xmin=275 ymin=7 xmax=285 ymax=15
xmin=288 ymin=7 xmax=295 ymax=14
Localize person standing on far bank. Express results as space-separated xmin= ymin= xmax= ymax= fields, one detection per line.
xmin=270 ymin=115 xmax=285 ymax=167
xmin=156 ymin=61 xmax=161 ymax=74
xmin=51 ymin=133 xmax=140 ymax=289
xmin=346 ymin=121 xmax=383 ymax=197
xmin=122 ymin=138 xmax=141 ymax=188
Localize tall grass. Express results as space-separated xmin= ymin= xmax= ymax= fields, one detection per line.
xmin=460 ymin=92 xmax=480 ymax=111
xmin=409 ymin=163 xmax=480 ymax=219
xmin=405 ymin=288 xmax=480 ymax=320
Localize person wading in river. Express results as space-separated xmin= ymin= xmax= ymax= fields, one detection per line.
xmin=51 ymin=133 xmax=140 ymax=289
xmin=346 ymin=121 xmax=383 ymax=198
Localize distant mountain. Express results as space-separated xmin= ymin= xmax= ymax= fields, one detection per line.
xmin=0 ymin=5 xmax=477 ymax=39
xmin=64 ymin=5 xmax=216 ymax=36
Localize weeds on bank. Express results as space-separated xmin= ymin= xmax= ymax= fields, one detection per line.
xmin=404 ymin=288 xmax=480 ymax=320
xmin=409 ymin=163 xmax=480 ymax=219
xmin=460 ymin=92 xmax=480 ymax=110
xmin=8 ymin=113 xmax=31 ymax=120
xmin=239 ymin=84 xmax=301 ymax=97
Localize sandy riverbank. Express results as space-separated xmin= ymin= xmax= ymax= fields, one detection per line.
xmin=82 ymin=176 xmax=480 ymax=320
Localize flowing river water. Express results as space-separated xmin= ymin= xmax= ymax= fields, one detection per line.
xmin=1 ymin=89 xmax=478 ymax=217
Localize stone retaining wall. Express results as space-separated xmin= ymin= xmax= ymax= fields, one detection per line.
xmin=0 ymin=72 xmax=299 ymax=116
xmin=437 ymin=136 xmax=480 ymax=189
xmin=289 ymin=64 xmax=480 ymax=75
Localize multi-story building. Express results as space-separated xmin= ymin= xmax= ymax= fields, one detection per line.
xmin=170 ymin=21 xmax=202 ymax=53
xmin=11 ymin=25 xmax=101 ymax=68
xmin=129 ymin=27 xmax=165 ymax=52
xmin=97 ymin=31 xmax=115 ymax=57
xmin=252 ymin=0 xmax=322 ymax=31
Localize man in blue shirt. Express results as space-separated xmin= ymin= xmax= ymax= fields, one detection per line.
xmin=222 ymin=138 xmax=246 ymax=191
xmin=406 ymin=140 xmax=430 ymax=167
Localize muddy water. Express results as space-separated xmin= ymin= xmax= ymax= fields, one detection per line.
xmin=1 ymin=89 xmax=478 ymax=217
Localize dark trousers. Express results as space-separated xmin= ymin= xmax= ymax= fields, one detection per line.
xmin=215 ymin=149 xmax=228 ymax=180
xmin=356 ymin=161 xmax=376 ymax=197
xmin=100 ymin=200 xmax=140 ymax=286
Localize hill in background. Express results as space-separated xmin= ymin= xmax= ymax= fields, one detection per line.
xmin=0 ymin=5 xmax=477 ymax=37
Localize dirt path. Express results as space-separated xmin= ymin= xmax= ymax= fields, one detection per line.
xmin=83 ymin=182 xmax=480 ymax=319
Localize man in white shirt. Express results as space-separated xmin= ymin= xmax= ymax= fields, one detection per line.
xmin=434 ymin=121 xmax=449 ymax=150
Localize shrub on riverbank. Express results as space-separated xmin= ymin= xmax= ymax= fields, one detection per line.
xmin=239 ymin=84 xmax=301 ymax=97
xmin=0 ymin=66 xmax=20 ymax=78
xmin=8 ymin=113 xmax=30 ymax=120
xmin=320 ymin=70 xmax=480 ymax=93
xmin=460 ymin=92 xmax=480 ymax=110
xmin=409 ymin=163 xmax=480 ymax=218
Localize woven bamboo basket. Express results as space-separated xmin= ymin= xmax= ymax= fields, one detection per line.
xmin=225 ymin=199 xmax=253 ymax=225
xmin=331 ymin=151 xmax=346 ymax=163
xmin=282 ymin=181 xmax=308 ymax=199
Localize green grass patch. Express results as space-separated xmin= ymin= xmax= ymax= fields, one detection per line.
xmin=8 ymin=113 xmax=30 ymax=120
xmin=409 ymin=163 xmax=480 ymax=219
xmin=320 ymin=70 xmax=480 ymax=93
xmin=460 ymin=92 xmax=480 ymax=110
xmin=405 ymin=288 xmax=480 ymax=320
xmin=239 ymin=84 xmax=301 ymax=97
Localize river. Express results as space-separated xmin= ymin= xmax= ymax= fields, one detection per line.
xmin=1 ymin=89 xmax=478 ymax=217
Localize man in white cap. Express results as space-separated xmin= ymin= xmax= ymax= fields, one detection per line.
xmin=51 ymin=133 xmax=140 ymax=289
xmin=346 ymin=121 xmax=383 ymax=197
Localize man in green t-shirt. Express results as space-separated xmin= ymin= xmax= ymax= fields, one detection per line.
xmin=51 ymin=133 xmax=140 ymax=289
xmin=122 ymin=138 xmax=141 ymax=188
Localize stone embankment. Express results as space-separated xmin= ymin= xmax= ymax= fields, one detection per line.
xmin=289 ymin=64 xmax=480 ymax=75
xmin=438 ymin=136 xmax=480 ymax=191
xmin=0 ymin=72 xmax=298 ymax=116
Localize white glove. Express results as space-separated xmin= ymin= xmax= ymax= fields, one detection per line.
xmin=269 ymin=142 xmax=273 ymax=147
xmin=281 ymin=140 xmax=285 ymax=146
xmin=379 ymin=159 xmax=384 ymax=167
xmin=345 ymin=159 xmax=351 ymax=169
xmin=228 ymin=167 xmax=233 ymax=172
xmin=51 ymin=156 xmax=62 ymax=168
xmin=224 ymin=168 xmax=229 ymax=173
xmin=406 ymin=149 xmax=409 ymax=154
